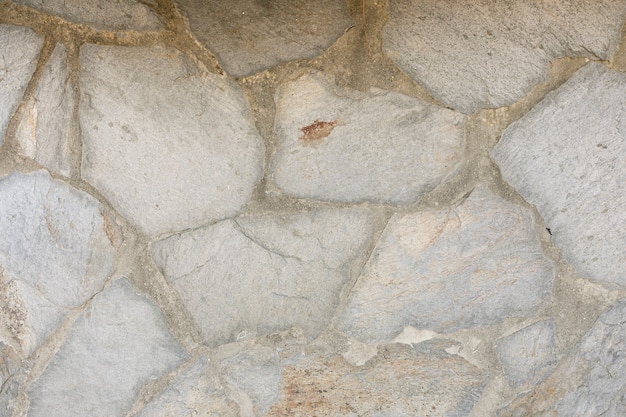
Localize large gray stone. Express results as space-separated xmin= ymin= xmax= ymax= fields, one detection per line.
xmin=270 ymin=71 xmax=465 ymax=204
xmin=492 ymin=63 xmax=626 ymax=287
xmin=26 ymin=278 xmax=188 ymax=417
xmin=80 ymin=44 xmax=265 ymax=236
xmin=0 ymin=25 xmax=43 ymax=146
xmin=337 ymin=185 xmax=554 ymax=342
xmin=174 ymin=0 xmax=353 ymax=77
xmin=151 ymin=208 xmax=374 ymax=346
xmin=383 ymin=0 xmax=626 ymax=113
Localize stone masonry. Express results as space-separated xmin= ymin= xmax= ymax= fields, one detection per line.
xmin=1 ymin=1 xmax=626 ymax=416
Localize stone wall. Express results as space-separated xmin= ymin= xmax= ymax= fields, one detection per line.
xmin=1 ymin=0 xmax=626 ymax=415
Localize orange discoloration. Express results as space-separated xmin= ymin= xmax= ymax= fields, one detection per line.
xmin=299 ymin=119 xmax=337 ymax=144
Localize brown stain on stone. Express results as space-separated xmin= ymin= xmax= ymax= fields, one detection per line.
xmin=299 ymin=119 xmax=337 ymax=145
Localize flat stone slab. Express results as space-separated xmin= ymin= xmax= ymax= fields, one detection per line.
xmin=80 ymin=44 xmax=265 ymax=236
xmin=151 ymin=208 xmax=374 ymax=346
xmin=270 ymin=71 xmax=465 ymax=204
xmin=337 ymin=185 xmax=554 ymax=342
xmin=383 ymin=0 xmax=626 ymax=113
xmin=174 ymin=0 xmax=353 ymax=77
xmin=492 ymin=63 xmax=626 ymax=287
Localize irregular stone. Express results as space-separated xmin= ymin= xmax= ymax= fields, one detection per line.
xmin=494 ymin=320 xmax=557 ymax=389
xmin=80 ymin=44 xmax=265 ymax=236
xmin=16 ymin=44 xmax=72 ymax=176
xmin=174 ymin=0 xmax=353 ymax=77
xmin=27 ymin=278 xmax=188 ymax=417
xmin=0 ymin=171 xmax=118 ymax=357
xmin=0 ymin=25 xmax=43 ymax=146
xmin=383 ymin=0 xmax=626 ymax=113
xmin=152 ymin=208 xmax=374 ymax=346
xmin=13 ymin=0 xmax=162 ymax=31
xmin=337 ymin=185 xmax=554 ymax=342
xmin=499 ymin=299 xmax=626 ymax=416
xmin=270 ymin=71 xmax=465 ymax=204
xmin=492 ymin=63 xmax=626 ymax=287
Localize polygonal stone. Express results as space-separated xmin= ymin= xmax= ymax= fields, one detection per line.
xmin=337 ymin=185 xmax=554 ymax=342
xmin=383 ymin=0 xmax=626 ymax=113
xmin=270 ymin=71 xmax=465 ymax=204
xmin=492 ymin=63 xmax=626 ymax=287
xmin=174 ymin=0 xmax=353 ymax=77
xmin=16 ymin=44 xmax=73 ymax=176
xmin=0 ymin=25 xmax=43 ymax=146
xmin=26 ymin=278 xmax=188 ymax=417
xmin=151 ymin=208 xmax=374 ymax=346
xmin=80 ymin=44 xmax=265 ymax=236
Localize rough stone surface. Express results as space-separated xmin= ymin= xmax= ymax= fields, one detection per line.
xmin=174 ymin=0 xmax=353 ymax=77
xmin=270 ymin=71 xmax=465 ymax=204
xmin=492 ymin=63 xmax=626 ymax=287
xmin=0 ymin=25 xmax=43 ymax=146
xmin=15 ymin=44 xmax=73 ymax=176
xmin=152 ymin=208 xmax=374 ymax=346
xmin=80 ymin=44 xmax=265 ymax=236
xmin=383 ymin=0 xmax=626 ymax=113
xmin=26 ymin=278 xmax=188 ymax=417
xmin=12 ymin=0 xmax=162 ymax=31
xmin=337 ymin=185 xmax=554 ymax=342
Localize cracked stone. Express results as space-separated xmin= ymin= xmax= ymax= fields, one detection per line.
xmin=492 ymin=62 xmax=626 ymax=287
xmin=337 ymin=185 xmax=554 ymax=342
xmin=270 ymin=71 xmax=465 ymax=204
xmin=383 ymin=0 xmax=626 ymax=113
xmin=80 ymin=44 xmax=265 ymax=236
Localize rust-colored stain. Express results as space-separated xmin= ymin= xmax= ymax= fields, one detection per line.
xmin=299 ymin=119 xmax=337 ymax=144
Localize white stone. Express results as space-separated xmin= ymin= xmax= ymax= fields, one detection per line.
xmin=80 ymin=44 xmax=265 ymax=236
xmin=270 ymin=71 xmax=465 ymax=204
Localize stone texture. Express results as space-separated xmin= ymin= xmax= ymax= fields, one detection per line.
xmin=152 ymin=208 xmax=374 ymax=346
xmin=0 ymin=171 xmax=118 ymax=357
xmin=270 ymin=71 xmax=465 ymax=204
xmin=494 ymin=320 xmax=557 ymax=389
xmin=13 ymin=0 xmax=162 ymax=31
xmin=0 ymin=25 xmax=43 ymax=146
xmin=15 ymin=44 xmax=73 ymax=176
xmin=337 ymin=185 xmax=554 ymax=342
xmin=500 ymin=299 xmax=626 ymax=416
xmin=174 ymin=0 xmax=353 ymax=77
xmin=383 ymin=0 xmax=626 ymax=113
xmin=80 ymin=44 xmax=265 ymax=236
xmin=26 ymin=278 xmax=188 ymax=417
xmin=492 ymin=63 xmax=626 ymax=287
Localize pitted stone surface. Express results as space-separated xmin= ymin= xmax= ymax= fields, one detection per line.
xmin=26 ymin=278 xmax=187 ymax=417
xmin=80 ymin=44 xmax=265 ymax=236
xmin=383 ymin=0 xmax=626 ymax=113
xmin=12 ymin=0 xmax=162 ymax=31
xmin=174 ymin=0 xmax=353 ymax=77
xmin=492 ymin=63 xmax=626 ymax=287
xmin=337 ymin=185 xmax=554 ymax=342
xmin=270 ymin=71 xmax=465 ymax=204
xmin=0 ymin=171 xmax=118 ymax=357
xmin=0 ymin=25 xmax=43 ymax=146
xmin=152 ymin=208 xmax=374 ymax=346
xmin=16 ymin=44 xmax=72 ymax=176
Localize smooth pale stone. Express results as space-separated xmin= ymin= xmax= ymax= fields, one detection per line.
xmin=337 ymin=185 xmax=554 ymax=342
xmin=383 ymin=0 xmax=626 ymax=113
xmin=152 ymin=208 xmax=374 ymax=346
xmin=0 ymin=171 xmax=118 ymax=357
xmin=27 ymin=278 xmax=188 ymax=417
xmin=0 ymin=25 xmax=43 ymax=146
xmin=492 ymin=63 xmax=626 ymax=287
xmin=270 ymin=71 xmax=465 ymax=204
xmin=80 ymin=44 xmax=265 ymax=236
xmin=174 ymin=0 xmax=353 ymax=77
xmin=16 ymin=44 xmax=72 ymax=176
xmin=494 ymin=320 xmax=557 ymax=389
xmin=499 ymin=299 xmax=626 ymax=416
xmin=12 ymin=0 xmax=162 ymax=31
